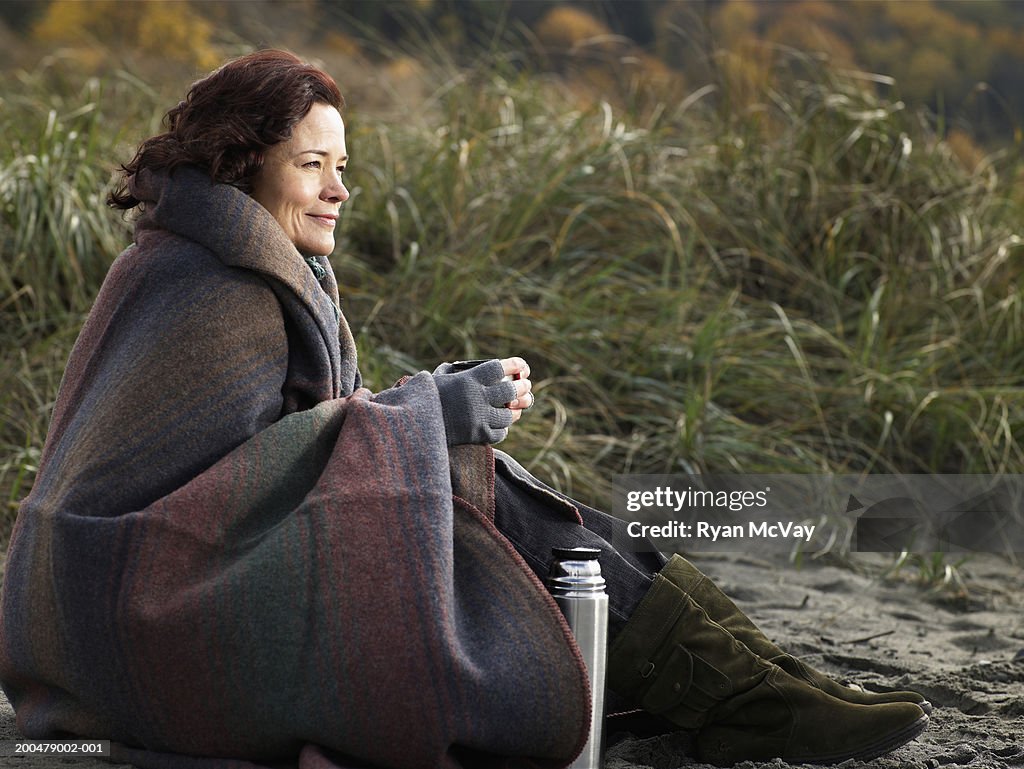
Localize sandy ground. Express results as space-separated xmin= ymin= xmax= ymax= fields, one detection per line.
xmin=605 ymin=552 xmax=1024 ymax=769
xmin=0 ymin=551 xmax=1021 ymax=769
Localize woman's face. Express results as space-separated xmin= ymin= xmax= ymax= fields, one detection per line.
xmin=251 ymin=102 xmax=349 ymax=256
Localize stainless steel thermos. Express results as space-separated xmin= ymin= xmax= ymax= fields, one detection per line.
xmin=547 ymin=547 xmax=609 ymax=769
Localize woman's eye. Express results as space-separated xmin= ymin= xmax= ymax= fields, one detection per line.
xmin=304 ymin=160 xmax=322 ymax=169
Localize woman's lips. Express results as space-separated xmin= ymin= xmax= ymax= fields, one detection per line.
xmin=308 ymin=213 xmax=338 ymax=227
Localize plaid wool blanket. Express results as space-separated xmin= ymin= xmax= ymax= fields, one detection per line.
xmin=0 ymin=168 xmax=590 ymax=769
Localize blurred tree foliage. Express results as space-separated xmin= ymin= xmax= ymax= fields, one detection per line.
xmin=329 ymin=0 xmax=1024 ymax=148
xmin=1 ymin=0 xmax=1022 ymax=146
xmin=18 ymin=0 xmax=222 ymax=70
xmin=4 ymin=1 xmax=1023 ymax=149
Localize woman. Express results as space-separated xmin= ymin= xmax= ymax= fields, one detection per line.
xmin=0 ymin=50 xmax=929 ymax=769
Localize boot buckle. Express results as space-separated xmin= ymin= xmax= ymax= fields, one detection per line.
xmin=641 ymin=644 xmax=694 ymax=713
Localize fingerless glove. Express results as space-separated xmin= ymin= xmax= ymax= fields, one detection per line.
xmin=432 ymin=359 xmax=517 ymax=445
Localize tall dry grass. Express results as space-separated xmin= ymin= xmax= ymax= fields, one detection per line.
xmin=2 ymin=45 xmax=1023 ymax=560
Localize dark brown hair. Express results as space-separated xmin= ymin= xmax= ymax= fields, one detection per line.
xmin=108 ymin=49 xmax=344 ymax=210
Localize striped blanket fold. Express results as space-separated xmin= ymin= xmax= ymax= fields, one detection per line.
xmin=0 ymin=167 xmax=589 ymax=769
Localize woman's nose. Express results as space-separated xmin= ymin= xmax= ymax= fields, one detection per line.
xmin=322 ymin=176 xmax=349 ymax=203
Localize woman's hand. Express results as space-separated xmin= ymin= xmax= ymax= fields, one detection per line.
xmin=431 ymin=357 xmax=533 ymax=446
xmin=501 ymin=357 xmax=534 ymax=424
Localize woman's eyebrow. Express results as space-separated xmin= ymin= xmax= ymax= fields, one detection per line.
xmin=297 ymin=149 xmax=349 ymax=162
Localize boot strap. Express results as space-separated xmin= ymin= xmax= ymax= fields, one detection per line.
xmin=641 ymin=643 xmax=734 ymax=716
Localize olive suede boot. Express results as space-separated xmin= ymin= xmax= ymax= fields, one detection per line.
xmin=607 ymin=569 xmax=929 ymax=765
xmin=659 ymin=554 xmax=933 ymax=713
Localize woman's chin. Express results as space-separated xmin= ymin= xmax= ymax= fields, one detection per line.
xmin=298 ymin=242 xmax=334 ymax=258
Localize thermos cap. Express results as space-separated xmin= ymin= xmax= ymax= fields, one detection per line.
xmin=551 ymin=546 xmax=601 ymax=561
xmin=548 ymin=547 xmax=606 ymax=594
